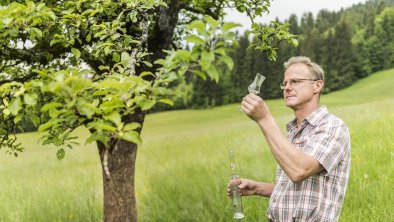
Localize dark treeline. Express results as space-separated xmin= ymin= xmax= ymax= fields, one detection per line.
xmin=173 ymin=0 xmax=394 ymax=109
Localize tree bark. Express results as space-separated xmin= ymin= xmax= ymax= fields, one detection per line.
xmin=97 ymin=111 xmax=145 ymax=222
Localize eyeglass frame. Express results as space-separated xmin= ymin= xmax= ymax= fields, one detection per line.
xmin=280 ymin=78 xmax=320 ymax=90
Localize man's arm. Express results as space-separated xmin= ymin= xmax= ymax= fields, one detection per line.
xmin=257 ymin=115 xmax=324 ymax=183
xmin=241 ymin=94 xmax=324 ymax=183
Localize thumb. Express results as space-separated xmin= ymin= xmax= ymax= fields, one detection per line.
xmin=238 ymin=178 xmax=247 ymax=189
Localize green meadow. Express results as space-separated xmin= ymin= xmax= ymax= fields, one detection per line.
xmin=0 ymin=69 xmax=393 ymax=221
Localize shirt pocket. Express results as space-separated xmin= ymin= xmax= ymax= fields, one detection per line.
xmin=293 ymin=197 xmax=318 ymax=221
xmin=294 ymin=138 xmax=315 ymax=154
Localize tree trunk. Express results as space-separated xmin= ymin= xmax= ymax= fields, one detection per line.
xmin=94 ymin=2 xmax=181 ymax=221
xmin=97 ymin=111 xmax=145 ymax=222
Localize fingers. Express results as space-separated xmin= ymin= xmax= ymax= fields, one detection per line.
xmin=241 ymin=94 xmax=263 ymax=110
xmin=244 ymin=93 xmax=263 ymax=103
xmin=227 ymin=178 xmax=244 ymax=197
xmin=241 ymin=96 xmax=263 ymax=118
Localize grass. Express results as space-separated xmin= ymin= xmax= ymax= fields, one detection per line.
xmin=0 ymin=68 xmax=393 ymax=221
xmin=0 ymin=130 xmax=103 ymax=222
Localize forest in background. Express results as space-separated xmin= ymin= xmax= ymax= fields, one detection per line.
xmin=169 ymin=0 xmax=394 ymax=109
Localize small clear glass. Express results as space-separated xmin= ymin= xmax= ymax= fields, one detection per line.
xmin=238 ymin=73 xmax=266 ymax=111
xmin=248 ymin=73 xmax=266 ymax=94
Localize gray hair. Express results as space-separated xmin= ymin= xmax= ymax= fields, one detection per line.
xmin=284 ymin=56 xmax=325 ymax=81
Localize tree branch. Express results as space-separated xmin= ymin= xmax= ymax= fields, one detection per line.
xmin=180 ymin=0 xmax=226 ymax=20
xmin=0 ymin=72 xmax=37 ymax=85
xmin=181 ymin=5 xmax=220 ymax=19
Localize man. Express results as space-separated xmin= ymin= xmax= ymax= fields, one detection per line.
xmin=228 ymin=56 xmax=351 ymax=221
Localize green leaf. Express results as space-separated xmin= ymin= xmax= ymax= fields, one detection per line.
xmin=202 ymin=50 xmax=215 ymax=63
xmin=87 ymin=120 xmax=117 ymax=131
xmin=190 ymin=70 xmax=207 ymax=80
xmin=24 ymin=93 xmax=37 ymax=106
xmin=140 ymin=71 xmax=154 ymax=78
xmin=141 ymin=61 xmax=153 ymax=67
xmin=176 ymin=50 xmax=192 ymax=61
xmin=30 ymin=114 xmax=40 ymax=126
xmin=291 ymin=39 xmax=299 ymax=47
xmin=38 ymin=119 xmax=58 ymax=132
xmin=8 ymin=98 xmax=21 ymax=115
xmin=31 ymin=27 xmax=43 ymax=39
xmin=123 ymin=122 xmax=141 ymax=131
xmin=86 ymin=33 xmax=91 ymax=42
xmin=205 ymin=16 xmax=219 ymax=29
xmin=41 ymin=102 xmax=63 ymax=112
xmin=14 ymin=114 xmax=23 ymax=124
xmin=119 ymin=131 xmax=141 ymax=145
xmin=121 ymin=51 xmax=131 ymax=67
xmin=158 ymin=99 xmax=173 ymax=106
xmin=71 ymin=48 xmax=81 ymax=59
xmin=86 ymin=131 xmax=110 ymax=145
xmin=56 ymin=148 xmax=65 ymax=160
xmin=185 ymin=35 xmax=205 ymax=45
xmin=78 ymin=103 xmax=99 ymax=119
xmin=99 ymin=65 xmax=110 ymax=71
xmin=206 ymin=65 xmax=219 ymax=83
xmin=2 ymin=109 xmax=10 ymax=117
xmin=50 ymin=39 xmax=62 ymax=46
xmin=129 ymin=11 xmax=138 ymax=22
xmin=223 ymin=22 xmax=241 ymax=32
xmin=187 ymin=20 xmax=205 ymax=33
xmin=154 ymin=59 xmax=166 ymax=66
xmin=219 ymin=55 xmax=234 ymax=70
xmin=104 ymin=112 xmax=122 ymax=126
xmin=104 ymin=46 xmax=111 ymax=55
xmin=113 ymin=52 xmax=120 ymax=62
xmin=100 ymin=98 xmax=124 ymax=114
xmin=200 ymin=50 xmax=215 ymax=70
xmin=139 ymin=99 xmax=156 ymax=111
xmin=214 ymin=47 xmax=227 ymax=56
xmin=2 ymin=17 xmax=13 ymax=25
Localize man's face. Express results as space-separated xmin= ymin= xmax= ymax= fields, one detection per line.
xmin=282 ymin=63 xmax=318 ymax=110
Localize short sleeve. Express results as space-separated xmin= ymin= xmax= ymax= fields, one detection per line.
xmin=303 ymin=120 xmax=350 ymax=174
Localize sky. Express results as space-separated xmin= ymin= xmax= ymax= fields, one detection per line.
xmin=225 ymin=0 xmax=368 ymax=32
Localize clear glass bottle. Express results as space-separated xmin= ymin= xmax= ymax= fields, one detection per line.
xmin=229 ymin=149 xmax=244 ymax=219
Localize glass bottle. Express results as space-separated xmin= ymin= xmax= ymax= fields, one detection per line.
xmin=229 ymin=149 xmax=244 ymax=219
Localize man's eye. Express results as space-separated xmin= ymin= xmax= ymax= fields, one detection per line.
xmin=290 ymin=80 xmax=299 ymax=84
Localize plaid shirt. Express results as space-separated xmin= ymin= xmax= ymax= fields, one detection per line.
xmin=267 ymin=106 xmax=351 ymax=222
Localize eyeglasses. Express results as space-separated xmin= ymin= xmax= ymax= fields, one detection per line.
xmin=280 ymin=78 xmax=319 ymax=89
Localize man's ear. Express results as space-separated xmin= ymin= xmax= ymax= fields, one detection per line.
xmin=314 ymin=80 xmax=324 ymax=94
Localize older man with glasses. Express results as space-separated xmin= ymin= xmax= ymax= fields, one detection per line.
xmin=228 ymin=56 xmax=351 ymax=222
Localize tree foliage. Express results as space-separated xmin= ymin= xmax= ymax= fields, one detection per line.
xmin=0 ymin=0 xmax=295 ymax=154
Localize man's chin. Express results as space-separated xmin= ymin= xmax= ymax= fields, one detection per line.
xmin=285 ymin=103 xmax=296 ymax=110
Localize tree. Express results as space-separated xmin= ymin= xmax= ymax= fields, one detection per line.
xmin=369 ymin=7 xmax=394 ymax=70
xmin=0 ymin=0 xmax=296 ymax=221
xmin=330 ymin=19 xmax=357 ymax=90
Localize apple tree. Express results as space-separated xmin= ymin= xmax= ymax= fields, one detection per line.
xmin=0 ymin=0 xmax=296 ymax=221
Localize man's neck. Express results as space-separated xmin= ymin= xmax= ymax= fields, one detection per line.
xmin=293 ymin=104 xmax=320 ymax=128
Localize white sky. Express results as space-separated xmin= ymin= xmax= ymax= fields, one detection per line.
xmin=225 ymin=0 xmax=368 ymax=32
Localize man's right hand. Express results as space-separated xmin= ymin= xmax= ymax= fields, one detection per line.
xmin=227 ymin=179 xmax=275 ymax=197
xmin=227 ymin=178 xmax=257 ymax=197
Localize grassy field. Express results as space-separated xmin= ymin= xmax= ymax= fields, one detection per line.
xmin=0 ymin=68 xmax=393 ymax=221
